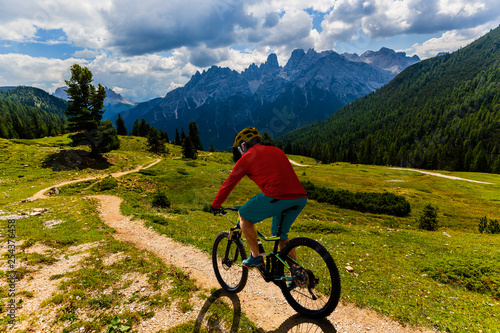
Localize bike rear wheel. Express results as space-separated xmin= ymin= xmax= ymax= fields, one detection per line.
xmin=278 ymin=237 xmax=340 ymax=318
xmin=212 ymin=231 xmax=248 ymax=293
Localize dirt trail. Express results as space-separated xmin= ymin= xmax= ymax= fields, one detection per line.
xmin=31 ymin=158 xmax=162 ymax=199
xmin=391 ymin=167 xmax=495 ymax=185
xmin=30 ymin=158 xmax=435 ymax=332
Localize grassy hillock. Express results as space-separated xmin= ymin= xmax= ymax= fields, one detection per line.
xmin=1 ymin=136 xmax=500 ymax=332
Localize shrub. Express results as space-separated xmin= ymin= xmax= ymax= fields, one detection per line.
xmin=488 ymin=219 xmax=500 ymax=234
xmin=478 ymin=216 xmax=488 ymax=233
xmin=94 ymin=175 xmax=118 ymax=191
xmin=418 ymin=203 xmax=439 ymax=231
xmin=479 ymin=216 xmax=500 ymax=234
xmin=151 ymin=188 xmax=171 ymax=208
xmin=301 ymin=181 xmax=411 ymax=217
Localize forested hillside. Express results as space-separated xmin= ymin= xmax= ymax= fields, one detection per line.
xmin=0 ymin=86 xmax=67 ymax=139
xmin=279 ymin=26 xmax=500 ymax=173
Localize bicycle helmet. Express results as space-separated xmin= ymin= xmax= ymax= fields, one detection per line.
xmin=232 ymin=127 xmax=262 ymax=163
xmin=233 ymin=127 xmax=262 ymax=148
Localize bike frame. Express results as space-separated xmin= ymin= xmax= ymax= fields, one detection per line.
xmin=223 ymin=205 xmax=300 ymax=284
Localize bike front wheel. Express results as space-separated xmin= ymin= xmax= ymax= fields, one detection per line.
xmin=212 ymin=231 xmax=248 ymax=293
xmin=278 ymin=237 xmax=341 ymax=318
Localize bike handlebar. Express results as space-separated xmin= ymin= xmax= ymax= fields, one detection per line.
xmin=217 ymin=207 xmax=239 ymax=215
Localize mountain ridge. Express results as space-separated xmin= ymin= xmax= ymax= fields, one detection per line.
xmin=279 ymin=26 xmax=500 ymax=173
xmin=123 ymin=47 xmax=419 ymax=150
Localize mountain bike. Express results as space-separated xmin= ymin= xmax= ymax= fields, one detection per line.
xmin=211 ymin=206 xmax=341 ymax=318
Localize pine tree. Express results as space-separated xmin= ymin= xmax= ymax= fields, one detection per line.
xmin=181 ymin=128 xmax=186 ymax=142
xmin=131 ymin=119 xmax=140 ymax=136
xmin=182 ymin=136 xmax=197 ymax=159
xmin=64 ymin=64 xmax=118 ymax=157
xmin=160 ymin=130 xmax=169 ymax=143
xmin=188 ymin=121 xmax=203 ymax=151
xmin=138 ymin=119 xmax=150 ymax=137
xmin=115 ymin=114 xmax=128 ymax=135
xmin=174 ymin=128 xmax=181 ymax=145
xmin=146 ymin=127 xmax=167 ymax=155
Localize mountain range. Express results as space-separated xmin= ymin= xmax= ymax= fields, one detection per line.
xmin=280 ymin=25 xmax=500 ymax=173
xmin=119 ymin=48 xmax=419 ymax=150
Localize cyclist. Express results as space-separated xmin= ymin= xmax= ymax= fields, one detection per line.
xmin=211 ymin=127 xmax=307 ymax=268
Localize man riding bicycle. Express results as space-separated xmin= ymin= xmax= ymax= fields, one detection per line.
xmin=211 ymin=127 xmax=307 ymax=268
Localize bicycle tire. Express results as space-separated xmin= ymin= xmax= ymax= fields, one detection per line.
xmin=212 ymin=231 xmax=248 ymax=293
xmin=278 ymin=237 xmax=341 ymax=318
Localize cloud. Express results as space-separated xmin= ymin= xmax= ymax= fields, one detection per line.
xmin=103 ymin=0 xmax=257 ymax=56
xmin=317 ymin=0 xmax=500 ymax=48
xmin=0 ymin=53 xmax=82 ymax=91
xmin=406 ymin=25 xmax=492 ymax=59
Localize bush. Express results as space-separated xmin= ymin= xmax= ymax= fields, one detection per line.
xmin=478 ymin=216 xmax=488 ymax=233
xmin=418 ymin=203 xmax=439 ymax=231
xmin=479 ymin=216 xmax=500 ymax=234
xmin=302 ymin=181 xmax=411 ymax=217
xmin=488 ymin=219 xmax=500 ymax=234
xmin=94 ymin=175 xmax=118 ymax=191
xmin=151 ymin=188 xmax=171 ymax=208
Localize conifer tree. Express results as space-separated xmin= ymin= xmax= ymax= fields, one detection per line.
xmin=188 ymin=121 xmax=203 ymax=151
xmin=115 ymin=114 xmax=127 ymax=135
xmin=64 ymin=64 xmax=119 ymax=157
xmin=174 ymin=128 xmax=181 ymax=145
xmin=182 ymin=136 xmax=197 ymax=159
xmin=131 ymin=119 xmax=140 ymax=136
xmin=139 ymin=119 xmax=150 ymax=137
xmin=146 ymin=127 xmax=167 ymax=155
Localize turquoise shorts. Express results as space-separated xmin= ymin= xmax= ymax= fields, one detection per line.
xmin=238 ymin=193 xmax=307 ymax=240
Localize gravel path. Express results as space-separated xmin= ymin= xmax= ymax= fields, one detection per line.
xmin=391 ymin=167 xmax=495 ymax=185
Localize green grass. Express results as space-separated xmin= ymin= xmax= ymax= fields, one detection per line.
xmin=2 ymin=136 xmax=500 ymax=332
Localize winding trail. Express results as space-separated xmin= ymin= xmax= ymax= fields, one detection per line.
xmin=31 ymin=158 xmax=434 ymax=332
xmin=31 ymin=158 xmax=161 ymax=199
xmin=391 ymin=167 xmax=495 ymax=185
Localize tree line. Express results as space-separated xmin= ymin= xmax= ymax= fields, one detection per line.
xmin=0 ymin=87 xmax=67 ymax=139
xmin=115 ymin=115 xmax=204 ymax=158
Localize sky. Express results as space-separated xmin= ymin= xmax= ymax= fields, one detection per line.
xmin=0 ymin=0 xmax=499 ymax=102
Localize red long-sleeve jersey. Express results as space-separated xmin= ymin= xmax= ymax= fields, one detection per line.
xmin=212 ymin=144 xmax=307 ymax=209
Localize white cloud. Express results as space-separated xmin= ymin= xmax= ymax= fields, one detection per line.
xmin=0 ymin=53 xmax=83 ymax=91
xmin=317 ymin=0 xmax=500 ymax=48
xmin=405 ymin=25 xmax=491 ymax=59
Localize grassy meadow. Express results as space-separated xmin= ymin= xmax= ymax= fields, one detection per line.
xmin=1 ymin=135 xmax=500 ymax=332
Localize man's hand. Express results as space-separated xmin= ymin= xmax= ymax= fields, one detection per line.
xmin=210 ymin=205 xmax=220 ymax=216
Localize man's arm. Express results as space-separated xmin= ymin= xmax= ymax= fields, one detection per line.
xmin=211 ymin=160 xmax=248 ymax=209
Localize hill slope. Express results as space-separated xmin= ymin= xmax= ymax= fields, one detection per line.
xmin=0 ymin=86 xmax=67 ymax=139
xmin=280 ymin=26 xmax=500 ymax=173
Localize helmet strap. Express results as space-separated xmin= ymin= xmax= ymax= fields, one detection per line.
xmin=238 ymin=142 xmax=248 ymax=155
